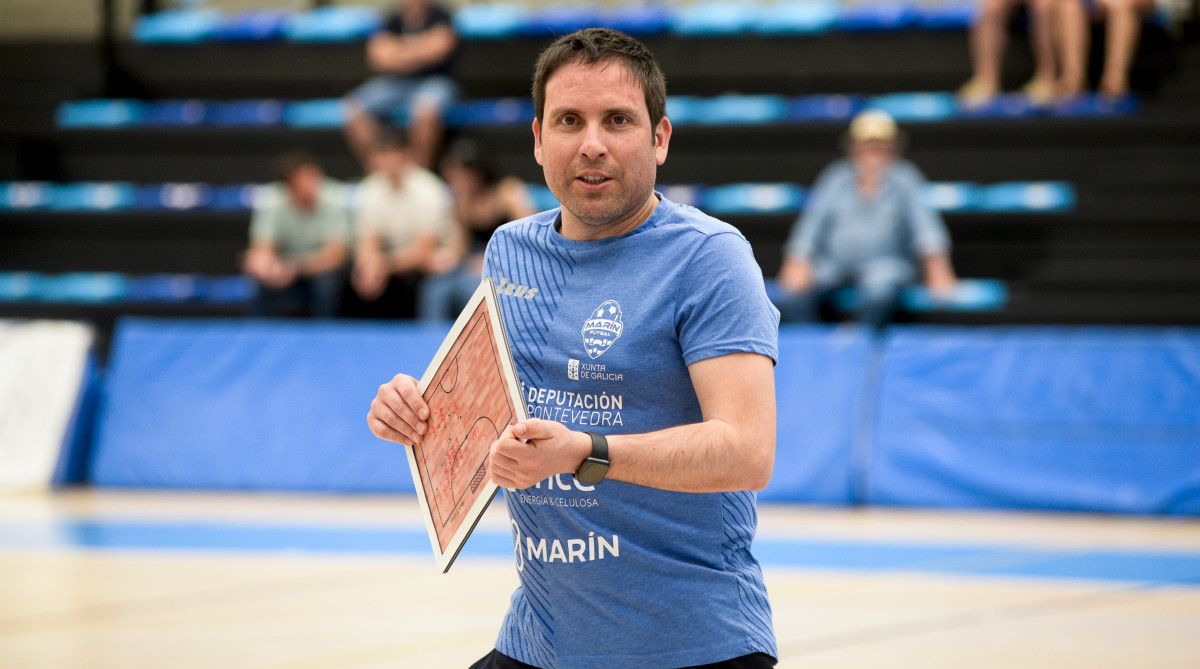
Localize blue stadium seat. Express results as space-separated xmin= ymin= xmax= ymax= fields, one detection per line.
xmin=837 ymin=2 xmax=921 ymax=32
xmin=212 ymin=185 xmax=262 ymax=211
xmin=956 ymin=93 xmax=1039 ymax=119
xmin=917 ymin=1 xmax=978 ymax=30
xmin=602 ymin=3 xmax=675 ymax=35
xmin=978 ymin=182 xmax=1076 ymax=212
xmin=664 ymin=96 xmax=705 ymax=125
xmin=517 ymin=4 xmax=601 ymax=37
xmin=672 ymin=1 xmax=759 ymax=36
xmin=755 ymin=0 xmax=839 ymax=35
xmin=924 ymin=182 xmax=980 ymax=212
xmin=528 ymin=186 xmax=560 ymax=211
xmin=453 ymin=3 xmax=529 ymax=39
xmin=284 ymin=99 xmax=345 ymax=128
xmin=701 ymin=183 xmax=806 ymax=214
xmin=142 ymin=100 xmax=208 ymax=126
xmin=900 ymin=279 xmax=1008 ymax=311
xmin=284 ymin=6 xmax=381 ymax=42
xmin=866 ymin=92 xmax=957 ymax=121
xmin=57 ymin=100 xmax=146 ymax=128
xmin=0 ymin=273 xmax=40 ymax=302
xmin=212 ymin=10 xmax=290 ymax=42
xmin=47 ymin=183 xmax=137 ymax=211
xmin=1049 ymin=92 xmax=1140 ymax=117
xmin=445 ymin=98 xmax=535 ymax=127
xmin=127 ymin=274 xmax=205 ymax=302
xmin=132 ymin=9 xmax=222 ymax=44
xmin=197 ymin=276 xmax=255 ymax=304
xmin=205 ymin=100 xmax=284 ymax=126
xmin=37 ymin=273 xmax=130 ymax=304
xmin=135 ymin=183 xmax=214 ymax=211
xmin=659 ymin=184 xmax=703 ymax=208
xmin=1 ymin=182 xmax=51 ymax=210
xmin=788 ymin=94 xmax=863 ymax=121
xmin=697 ymin=94 xmax=788 ymax=125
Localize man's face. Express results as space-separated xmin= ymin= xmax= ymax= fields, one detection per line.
xmin=372 ymin=147 xmax=410 ymax=180
xmin=851 ymin=140 xmax=896 ymax=178
xmin=533 ymin=60 xmax=671 ymax=232
xmin=287 ymin=165 xmax=322 ymax=208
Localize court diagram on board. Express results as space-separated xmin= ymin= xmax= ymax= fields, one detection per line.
xmin=417 ymin=302 xmax=516 ymax=551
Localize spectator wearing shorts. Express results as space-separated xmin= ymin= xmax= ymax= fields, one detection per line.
xmin=774 ymin=111 xmax=957 ymax=329
xmin=244 ymin=152 xmax=351 ymax=318
xmin=344 ymin=0 xmax=458 ymax=169
xmin=352 ymin=132 xmax=457 ymax=319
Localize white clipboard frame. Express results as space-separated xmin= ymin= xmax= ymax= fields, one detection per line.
xmin=405 ymin=276 xmax=526 ymax=573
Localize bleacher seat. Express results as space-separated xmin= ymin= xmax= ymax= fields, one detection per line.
xmin=0 ymin=272 xmax=251 ymax=306
xmin=837 ymin=2 xmax=921 ymax=32
xmin=212 ymin=10 xmax=290 ymax=42
xmin=132 ymin=8 xmax=222 ymax=44
xmin=924 ymin=182 xmax=980 ymax=212
xmin=211 ymin=185 xmax=263 ymax=211
xmin=917 ymin=1 xmax=978 ymax=30
xmin=142 ymin=100 xmax=207 ymax=127
xmin=978 ymin=182 xmax=1076 ymax=212
xmin=696 ymin=94 xmax=789 ymax=125
xmin=659 ymin=184 xmax=703 ymax=208
xmin=1049 ymin=92 xmax=1141 ymax=117
xmin=444 ymin=98 xmax=536 ymax=127
xmin=57 ymin=100 xmax=146 ymax=128
xmin=198 ymin=276 xmax=255 ymax=304
xmin=0 ymin=273 xmax=38 ymax=301
xmin=701 ymin=183 xmax=806 ymax=214
xmin=788 ymin=94 xmax=863 ymax=121
xmin=127 ymin=274 xmax=205 ymax=302
xmin=956 ymin=93 xmax=1039 ymax=119
xmin=284 ymin=99 xmax=345 ymax=128
xmin=866 ymin=92 xmax=957 ymax=121
xmin=1 ymin=182 xmax=51 ymax=210
xmin=47 ymin=183 xmax=137 ymax=211
xmin=754 ymin=0 xmax=839 ymax=35
xmin=453 ymin=3 xmax=529 ymax=39
xmin=672 ymin=1 xmax=759 ymax=36
xmin=135 ymin=184 xmax=214 ymax=211
xmin=517 ymin=3 xmax=602 ymax=37
xmin=205 ymin=100 xmax=284 ymax=127
xmin=284 ymin=6 xmax=381 ymax=42
xmin=36 ymin=273 xmax=130 ymax=304
xmin=603 ymin=3 xmax=675 ymax=35
xmin=828 ymin=279 xmax=1008 ymax=312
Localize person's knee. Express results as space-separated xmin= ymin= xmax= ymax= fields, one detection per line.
xmin=979 ymin=0 xmax=1011 ymax=20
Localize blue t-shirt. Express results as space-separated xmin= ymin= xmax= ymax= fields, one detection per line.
xmin=483 ymin=195 xmax=780 ymax=669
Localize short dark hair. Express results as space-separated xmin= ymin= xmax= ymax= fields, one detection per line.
xmin=274 ymin=150 xmax=321 ymax=183
xmin=531 ymin=28 xmax=667 ymax=131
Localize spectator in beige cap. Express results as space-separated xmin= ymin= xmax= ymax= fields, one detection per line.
xmin=774 ymin=110 xmax=957 ymax=329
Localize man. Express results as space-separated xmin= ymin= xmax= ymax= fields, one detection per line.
xmin=367 ymin=29 xmax=780 ymax=669
xmin=343 ymin=0 xmax=458 ymax=169
xmin=774 ymin=110 xmax=956 ymax=328
xmin=244 ymin=152 xmax=349 ymax=318
xmin=352 ymin=131 xmax=458 ymax=319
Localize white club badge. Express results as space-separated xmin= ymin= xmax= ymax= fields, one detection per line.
xmin=581 ymin=300 xmax=624 ymax=359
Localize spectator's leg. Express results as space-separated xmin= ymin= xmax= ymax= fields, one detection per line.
xmin=409 ymin=105 xmax=443 ymax=170
xmin=344 ymin=102 xmax=380 ymax=168
xmin=960 ymin=0 xmax=1016 ymax=104
xmin=308 ymin=270 xmax=345 ymax=319
xmin=1098 ymin=0 xmax=1152 ymax=98
xmin=1055 ymin=0 xmax=1091 ymax=98
xmin=1024 ymin=0 xmax=1060 ymax=103
xmin=857 ymin=261 xmax=915 ymax=330
xmin=344 ymin=76 xmax=411 ymax=169
xmin=418 ymin=270 xmax=459 ymax=323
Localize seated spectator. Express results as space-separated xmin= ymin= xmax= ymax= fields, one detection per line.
xmin=958 ymin=0 xmax=1065 ymax=107
xmin=243 ymin=151 xmax=350 ymax=318
xmin=352 ymin=131 xmax=457 ymax=319
xmin=344 ymin=0 xmax=458 ymax=170
xmin=774 ymin=111 xmax=957 ymax=329
xmin=419 ymin=139 xmax=535 ymax=322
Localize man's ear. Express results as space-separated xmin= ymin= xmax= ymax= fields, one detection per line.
xmin=654 ymin=116 xmax=672 ymax=166
xmin=532 ymin=117 xmax=543 ymax=166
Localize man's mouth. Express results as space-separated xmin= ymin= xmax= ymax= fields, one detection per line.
xmin=576 ymin=174 xmax=610 ymax=185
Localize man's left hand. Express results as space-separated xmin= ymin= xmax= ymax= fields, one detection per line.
xmin=488 ymin=419 xmax=591 ymax=490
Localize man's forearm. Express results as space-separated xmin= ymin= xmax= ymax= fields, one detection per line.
xmin=606 ymin=418 xmax=774 ymax=493
xmin=297 ymin=243 xmax=347 ymax=276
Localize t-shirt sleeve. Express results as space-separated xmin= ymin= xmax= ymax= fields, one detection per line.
xmin=675 ymin=231 xmax=780 ymax=366
xmin=249 ymin=202 xmax=278 ymax=245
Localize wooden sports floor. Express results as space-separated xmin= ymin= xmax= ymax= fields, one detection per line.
xmin=2 ymin=490 xmax=1197 ymax=668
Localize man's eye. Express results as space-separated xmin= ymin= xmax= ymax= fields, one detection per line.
xmin=612 ymin=115 xmax=628 ymax=125
xmin=561 ymin=116 xmax=577 ymax=126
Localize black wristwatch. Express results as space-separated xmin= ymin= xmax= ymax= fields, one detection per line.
xmin=574 ymin=431 xmax=610 ymax=485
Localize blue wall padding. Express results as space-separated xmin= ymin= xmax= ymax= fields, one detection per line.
xmin=90 ymin=320 xmax=447 ymax=492
xmin=869 ymin=328 xmax=1200 ymax=515
xmin=761 ymin=327 xmax=874 ymax=504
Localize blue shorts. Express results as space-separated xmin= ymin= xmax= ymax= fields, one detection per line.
xmin=346 ymin=74 xmax=458 ymax=122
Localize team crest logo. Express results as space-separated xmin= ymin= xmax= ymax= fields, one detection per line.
xmin=582 ymin=300 xmax=623 ymax=359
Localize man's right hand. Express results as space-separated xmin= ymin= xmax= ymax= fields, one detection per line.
xmin=367 ymin=374 xmax=431 ymax=447
xmin=778 ymin=258 xmax=813 ymax=294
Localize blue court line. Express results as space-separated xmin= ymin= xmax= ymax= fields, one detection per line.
xmin=2 ymin=519 xmax=1198 ymax=587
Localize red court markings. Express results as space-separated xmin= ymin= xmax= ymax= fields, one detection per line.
xmin=416 ymin=303 xmax=516 ymax=552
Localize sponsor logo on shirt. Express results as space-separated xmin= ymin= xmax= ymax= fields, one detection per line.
xmin=493 ymin=276 xmax=539 ymax=300
xmin=582 ymin=300 xmax=623 ymax=359
xmin=511 ymin=519 xmax=620 ymax=572
xmin=567 ymin=358 xmax=580 ymax=381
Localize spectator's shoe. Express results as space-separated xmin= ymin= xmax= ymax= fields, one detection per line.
xmin=955 ymin=78 xmax=997 ymax=109
xmin=1020 ymin=78 xmax=1057 ymax=107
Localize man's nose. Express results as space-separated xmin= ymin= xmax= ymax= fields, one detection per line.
xmin=579 ymin=126 xmax=608 ymax=160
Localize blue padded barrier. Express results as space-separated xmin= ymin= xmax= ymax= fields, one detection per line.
xmin=837 ymin=2 xmax=920 ymax=32
xmin=701 ymin=183 xmax=806 ymax=214
xmin=212 ymin=10 xmax=290 ymax=42
xmin=1 ymin=181 xmax=51 ymax=209
xmin=866 ymin=92 xmax=957 ymax=121
xmin=90 ymin=320 xmax=447 ymax=492
xmin=132 ymin=9 xmax=222 ymax=44
xmin=517 ymin=3 xmax=601 ymax=37
xmin=760 ymin=326 xmax=875 ymax=504
xmin=755 ymin=1 xmax=839 ymax=35
xmin=870 ymin=328 xmax=1200 ymax=515
xmin=57 ymin=100 xmax=146 ymax=128
xmin=672 ymin=1 xmax=759 ymax=36
xmin=978 ymin=181 xmax=1076 ymax=212
xmin=602 ymin=3 xmax=675 ymax=35
xmin=453 ymin=3 xmax=529 ymax=39
xmin=284 ymin=6 xmax=381 ymax=42
xmin=284 ymin=99 xmax=345 ymax=127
